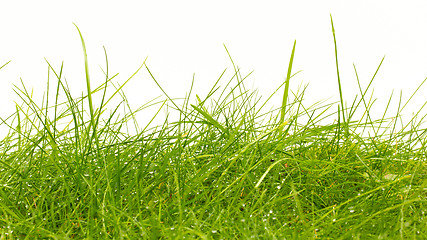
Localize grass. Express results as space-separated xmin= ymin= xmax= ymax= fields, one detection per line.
xmin=0 ymin=19 xmax=426 ymax=239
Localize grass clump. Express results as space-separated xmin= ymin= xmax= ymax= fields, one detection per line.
xmin=0 ymin=21 xmax=426 ymax=239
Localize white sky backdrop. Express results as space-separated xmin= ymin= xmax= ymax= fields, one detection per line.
xmin=1 ymin=1 xmax=427 ymax=135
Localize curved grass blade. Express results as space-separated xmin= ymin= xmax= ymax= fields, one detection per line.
xmin=280 ymin=40 xmax=296 ymax=124
xmin=73 ymin=23 xmax=97 ymax=151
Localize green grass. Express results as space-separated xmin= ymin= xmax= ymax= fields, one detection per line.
xmin=0 ymin=20 xmax=426 ymax=239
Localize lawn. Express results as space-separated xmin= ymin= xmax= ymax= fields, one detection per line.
xmin=0 ymin=19 xmax=426 ymax=239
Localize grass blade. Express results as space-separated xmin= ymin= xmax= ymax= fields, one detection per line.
xmin=330 ymin=14 xmax=346 ymax=126
xmin=280 ymin=40 xmax=296 ymax=124
xmin=73 ymin=23 xmax=97 ymax=151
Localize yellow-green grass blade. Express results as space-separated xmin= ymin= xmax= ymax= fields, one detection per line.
xmin=280 ymin=40 xmax=296 ymax=124
xmin=73 ymin=23 xmax=97 ymax=150
xmin=191 ymin=104 xmax=226 ymax=133
xmin=330 ymin=14 xmax=346 ymax=126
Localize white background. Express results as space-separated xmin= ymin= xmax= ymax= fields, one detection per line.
xmin=1 ymin=1 xmax=427 ymax=135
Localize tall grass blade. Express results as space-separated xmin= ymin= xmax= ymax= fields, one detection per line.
xmin=73 ymin=23 xmax=97 ymax=151
xmin=280 ymin=40 xmax=296 ymax=124
xmin=330 ymin=15 xmax=346 ymax=126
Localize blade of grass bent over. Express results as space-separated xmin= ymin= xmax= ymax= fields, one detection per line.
xmin=191 ymin=104 xmax=226 ymax=133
